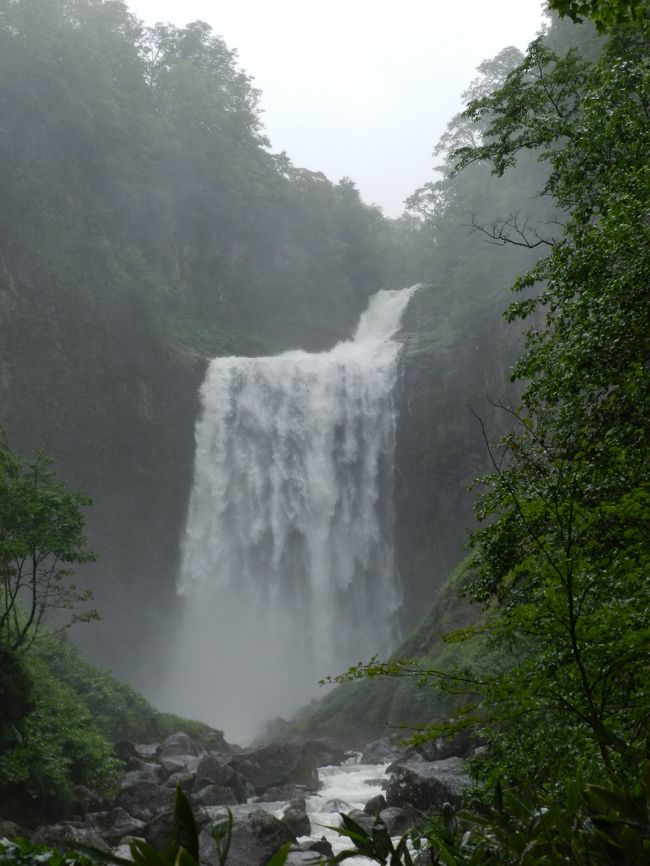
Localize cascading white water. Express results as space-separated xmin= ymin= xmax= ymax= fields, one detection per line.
xmin=162 ymin=287 xmax=417 ymax=741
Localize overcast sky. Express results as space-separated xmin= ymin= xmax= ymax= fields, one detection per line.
xmin=127 ymin=0 xmax=546 ymax=216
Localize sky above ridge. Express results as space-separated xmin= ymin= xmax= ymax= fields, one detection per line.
xmin=128 ymin=0 xmax=546 ymax=216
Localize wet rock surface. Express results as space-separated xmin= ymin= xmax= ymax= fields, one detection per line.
xmin=386 ymin=756 xmax=471 ymax=810
xmin=7 ymin=731 xmax=475 ymax=863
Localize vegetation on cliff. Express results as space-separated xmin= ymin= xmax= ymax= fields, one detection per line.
xmin=299 ymin=3 xmax=650 ymax=862
xmin=0 ymin=0 xmax=417 ymax=682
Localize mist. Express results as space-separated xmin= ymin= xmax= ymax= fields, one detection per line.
xmin=1 ymin=0 xmax=645 ymax=858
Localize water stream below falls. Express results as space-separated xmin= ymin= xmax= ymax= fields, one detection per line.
xmin=161 ymin=287 xmax=418 ymax=741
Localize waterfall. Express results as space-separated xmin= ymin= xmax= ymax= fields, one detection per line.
xmin=162 ymin=287 xmax=417 ymax=741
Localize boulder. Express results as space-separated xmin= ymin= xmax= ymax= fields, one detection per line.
xmin=191 ymin=785 xmax=238 ymax=807
xmin=199 ymin=810 xmax=295 ymax=866
xmin=255 ymin=783 xmax=312 ymax=803
xmin=378 ymin=806 xmax=420 ymax=836
xmin=361 ymin=737 xmax=404 ymax=765
xmin=301 ymin=838 xmax=333 ymax=857
xmin=115 ymin=780 xmax=173 ymax=821
xmin=344 ymin=809 xmax=375 ymax=834
xmin=363 ymin=794 xmax=387 ymax=817
xmin=386 ymin=757 xmax=470 ymax=811
xmin=192 ymin=755 xmax=253 ymax=803
xmin=120 ymin=764 xmax=161 ymax=789
xmin=30 ymin=822 xmax=110 ymax=854
xmin=71 ymin=785 xmax=105 ymax=814
xmin=282 ymin=798 xmax=311 ymax=837
xmin=285 ymin=837 xmax=333 ymax=864
xmin=156 ymin=732 xmax=206 ymax=777
xmin=143 ymin=809 xmax=174 ymax=851
xmin=135 ymin=743 xmax=159 ymax=759
xmin=285 ymin=852 xmax=326 ymax=865
xmin=87 ymin=808 xmax=146 ymax=846
xmin=302 ymin=739 xmax=346 ymax=768
xmin=163 ymin=771 xmax=195 ymax=792
xmin=231 ymin=744 xmax=319 ymax=795
xmin=320 ymin=798 xmax=352 ymax=813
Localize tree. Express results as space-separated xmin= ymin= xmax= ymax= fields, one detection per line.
xmin=337 ymin=10 xmax=650 ymax=792
xmin=549 ymin=0 xmax=646 ymax=30
xmin=448 ymin=11 xmax=650 ymax=785
xmin=0 ymin=434 xmax=96 ymax=652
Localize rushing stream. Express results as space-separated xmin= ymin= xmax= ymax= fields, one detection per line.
xmin=161 ymin=287 xmax=417 ymax=740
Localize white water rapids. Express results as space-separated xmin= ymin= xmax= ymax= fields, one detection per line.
xmin=161 ymin=287 xmax=417 ymax=741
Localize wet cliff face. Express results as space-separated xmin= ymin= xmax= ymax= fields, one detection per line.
xmin=0 ymin=261 xmax=205 ymax=690
xmin=394 ymin=283 xmax=522 ymax=627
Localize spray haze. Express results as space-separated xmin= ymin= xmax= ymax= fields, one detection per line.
xmin=161 ymin=287 xmax=418 ymax=740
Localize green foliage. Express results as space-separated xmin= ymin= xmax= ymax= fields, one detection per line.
xmin=448 ymin=10 xmax=650 ymax=788
xmin=324 ymin=765 xmax=650 ymax=865
xmin=549 ymin=0 xmax=646 ymax=31
xmin=40 ymin=636 xmax=226 ymax=749
xmin=0 ymin=0 xmax=408 ymax=377
xmin=328 ymin=813 xmax=417 ymax=865
xmin=0 ymin=836 xmax=103 ymax=866
xmin=0 ymin=630 xmax=225 ymax=815
xmin=0 ymin=647 xmax=120 ymax=808
xmin=293 ymin=558 xmax=492 ymax=744
xmin=0 ymin=433 xmax=96 ymax=652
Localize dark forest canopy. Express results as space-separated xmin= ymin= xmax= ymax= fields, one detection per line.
xmin=0 ymin=0 xmax=410 ymax=357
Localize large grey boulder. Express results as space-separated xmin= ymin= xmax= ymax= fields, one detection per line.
xmin=378 ymin=806 xmax=420 ymax=836
xmin=87 ymin=807 xmax=145 ymax=846
xmin=386 ymin=756 xmax=470 ymax=810
xmin=156 ymin=732 xmax=206 ymax=776
xmin=363 ymin=794 xmax=387 ymax=817
xmin=282 ymin=798 xmax=311 ymax=837
xmin=302 ymin=739 xmax=347 ymax=768
xmin=191 ymin=784 xmax=238 ymax=807
xmin=192 ymin=755 xmax=253 ymax=803
xmin=30 ymin=822 xmax=110 ymax=854
xmin=115 ymin=779 xmax=173 ymax=820
xmin=231 ymin=744 xmax=319 ymax=795
xmin=199 ymin=810 xmax=295 ymax=866
xmin=361 ymin=736 xmax=404 ymax=765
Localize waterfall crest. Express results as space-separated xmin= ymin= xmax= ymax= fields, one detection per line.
xmin=163 ymin=287 xmax=417 ymax=740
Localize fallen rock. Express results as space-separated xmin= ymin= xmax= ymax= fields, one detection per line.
xmin=282 ymin=798 xmax=310 ymax=837
xmin=87 ymin=808 xmax=146 ymax=846
xmin=256 ymin=783 xmax=312 ymax=803
xmin=344 ymin=809 xmax=375 ymax=834
xmin=386 ymin=756 xmax=470 ymax=811
xmin=142 ymin=809 xmax=174 ymax=851
xmin=191 ymin=784 xmax=238 ymax=807
xmin=363 ymin=794 xmax=387 ymax=817
xmin=231 ymin=744 xmax=319 ymax=795
xmin=302 ymin=739 xmax=346 ymax=768
xmin=378 ymin=806 xmax=420 ymax=836
xmin=30 ymin=822 xmax=110 ymax=854
xmin=361 ymin=737 xmax=404 ymax=765
xmin=115 ymin=780 xmax=173 ymax=820
xmin=321 ymin=798 xmax=352 ymax=813
xmin=199 ymin=810 xmax=295 ymax=866
xmin=192 ymin=756 xmax=253 ymax=803
xmin=157 ymin=732 xmax=206 ymax=777
xmin=297 ymin=838 xmax=333 ymax=858
xmin=71 ymin=785 xmax=105 ymax=815
xmin=285 ymin=852 xmax=326 ymax=865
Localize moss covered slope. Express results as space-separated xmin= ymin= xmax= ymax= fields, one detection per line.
xmin=292 ymin=557 xmax=488 ymax=747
